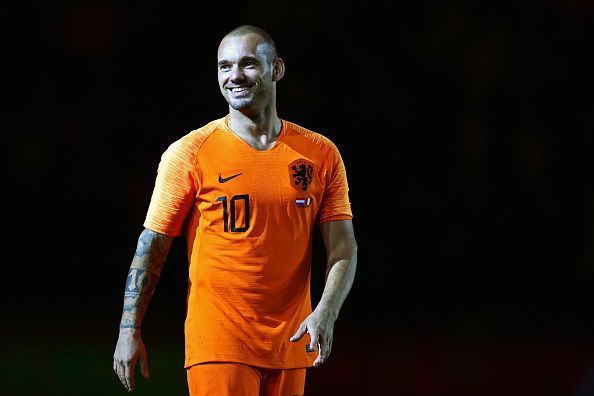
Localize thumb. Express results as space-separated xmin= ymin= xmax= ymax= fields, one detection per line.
xmin=290 ymin=323 xmax=307 ymax=342
xmin=139 ymin=352 xmax=150 ymax=378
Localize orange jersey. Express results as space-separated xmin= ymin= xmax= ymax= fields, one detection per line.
xmin=143 ymin=116 xmax=353 ymax=369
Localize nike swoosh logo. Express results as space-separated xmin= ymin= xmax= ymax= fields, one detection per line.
xmin=218 ymin=173 xmax=243 ymax=183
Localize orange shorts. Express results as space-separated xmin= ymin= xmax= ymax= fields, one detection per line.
xmin=186 ymin=362 xmax=306 ymax=396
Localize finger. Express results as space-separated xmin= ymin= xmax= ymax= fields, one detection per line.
xmin=140 ymin=353 xmax=150 ymax=378
xmin=124 ymin=361 xmax=136 ymax=391
xmin=125 ymin=376 xmax=134 ymax=392
xmin=290 ymin=323 xmax=307 ymax=342
xmin=323 ymin=338 xmax=332 ymax=361
xmin=115 ymin=361 xmax=128 ymax=390
xmin=309 ymin=331 xmax=319 ymax=352
xmin=122 ymin=367 xmax=131 ymax=391
xmin=314 ymin=355 xmax=322 ymax=367
xmin=314 ymin=336 xmax=326 ymax=367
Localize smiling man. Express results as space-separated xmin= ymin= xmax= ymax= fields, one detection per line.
xmin=113 ymin=25 xmax=357 ymax=396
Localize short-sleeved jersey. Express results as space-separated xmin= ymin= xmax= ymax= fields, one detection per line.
xmin=143 ymin=116 xmax=353 ymax=369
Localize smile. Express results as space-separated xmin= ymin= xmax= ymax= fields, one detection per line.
xmin=228 ymin=86 xmax=251 ymax=92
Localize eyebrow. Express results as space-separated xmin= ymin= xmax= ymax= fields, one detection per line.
xmin=217 ymin=56 xmax=260 ymax=66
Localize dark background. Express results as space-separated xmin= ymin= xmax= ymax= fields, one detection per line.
xmin=3 ymin=1 xmax=594 ymax=395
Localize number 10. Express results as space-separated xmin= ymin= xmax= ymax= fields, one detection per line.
xmin=215 ymin=194 xmax=250 ymax=232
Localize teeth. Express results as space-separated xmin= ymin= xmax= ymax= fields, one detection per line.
xmin=231 ymin=87 xmax=248 ymax=92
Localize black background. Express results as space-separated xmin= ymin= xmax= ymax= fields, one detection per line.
xmin=3 ymin=1 xmax=594 ymax=395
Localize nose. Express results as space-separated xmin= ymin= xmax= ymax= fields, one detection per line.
xmin=229 ymin=65 xmax=245 ymax=83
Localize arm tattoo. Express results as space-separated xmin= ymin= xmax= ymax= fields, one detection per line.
xmin=135 ymin=228 xmax=171 ymax=260
xmin=119 ymin=228 xmax=173 ymax=329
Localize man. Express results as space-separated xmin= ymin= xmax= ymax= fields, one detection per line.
xmin=113 ymin=25 xmax=357 ymax=395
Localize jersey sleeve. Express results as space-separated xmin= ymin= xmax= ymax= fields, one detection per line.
xmin=143 ymin=138 xmax=199 ymax=237
xmin=317 ymin=142 xmax=353 ymax=224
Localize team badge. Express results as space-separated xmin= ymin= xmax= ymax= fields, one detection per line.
xmin=289 ymin=159 xmax=314 ymax=192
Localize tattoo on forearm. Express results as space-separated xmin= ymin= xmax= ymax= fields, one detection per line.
xmin=135 ymin=228 xmax=171 ymax=261
xmin=119 ymin=318 xmax=139 ymax=328
xmin=125 ymin=268 xmax=152 ymax=294
xmin=122 ymin=268 xmax=159 ymax=314
xmin=119 ymin=229 xmax=172 ymax=329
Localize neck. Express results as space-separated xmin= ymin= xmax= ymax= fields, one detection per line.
xmin=227 ymin=106 xmax=282 ymax=148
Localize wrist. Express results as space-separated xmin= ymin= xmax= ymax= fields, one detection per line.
xmin=315 ymin=304 xmax=339 ymax=321
xmin=118 ymin=326 xmax=141 ymax=335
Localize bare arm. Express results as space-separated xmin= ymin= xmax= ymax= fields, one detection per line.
xmin=113 ymin=228 xmax=173 ymax=392
xmin=317 ymin=219 xmax=358 ymax=320
xmin=290 ymin=219 xmax=357 ymax=367
xmin=119 ymin=228 xmax=173 ymax=329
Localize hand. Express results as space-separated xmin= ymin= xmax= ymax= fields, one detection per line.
xmin=113 ymin=329 xmax=150 ymax=392
xmin=289 ymin=308 xmax=336 ymax=367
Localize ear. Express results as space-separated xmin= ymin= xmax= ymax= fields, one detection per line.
xmin=272 ymin=57 xmax=285 ymax=81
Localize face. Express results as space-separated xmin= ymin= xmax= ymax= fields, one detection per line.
xmin=217 ymin=34 xmax=283 ymax=112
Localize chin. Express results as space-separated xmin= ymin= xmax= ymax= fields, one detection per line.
xmin=228 ymin=99 xmax=254 ymax=111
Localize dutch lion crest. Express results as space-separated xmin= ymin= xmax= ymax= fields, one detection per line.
xmin=288 ymin=159 xmax=314 ymax=192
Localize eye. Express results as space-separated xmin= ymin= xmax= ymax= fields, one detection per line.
xmin=218 ymin=64 xmax=230 ymax=72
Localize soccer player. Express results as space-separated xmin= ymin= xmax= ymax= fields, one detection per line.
xmin=113 ymin=25 xmax=357 ymax=395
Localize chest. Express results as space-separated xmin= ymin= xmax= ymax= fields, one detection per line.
xmin=194 ymin=144 xmax=326 ymax=233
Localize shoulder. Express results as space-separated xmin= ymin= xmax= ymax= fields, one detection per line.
xmin=161 ymin=118 xmax=224 ymax=162
xmin=282 ymin=119 xmax=340 ymax=156
xmin=171 ymin=118 xmax=222 ymax=152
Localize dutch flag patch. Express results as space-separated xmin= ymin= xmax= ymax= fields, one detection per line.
xmin=295 ymin=197 xmax=311 ymax=207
